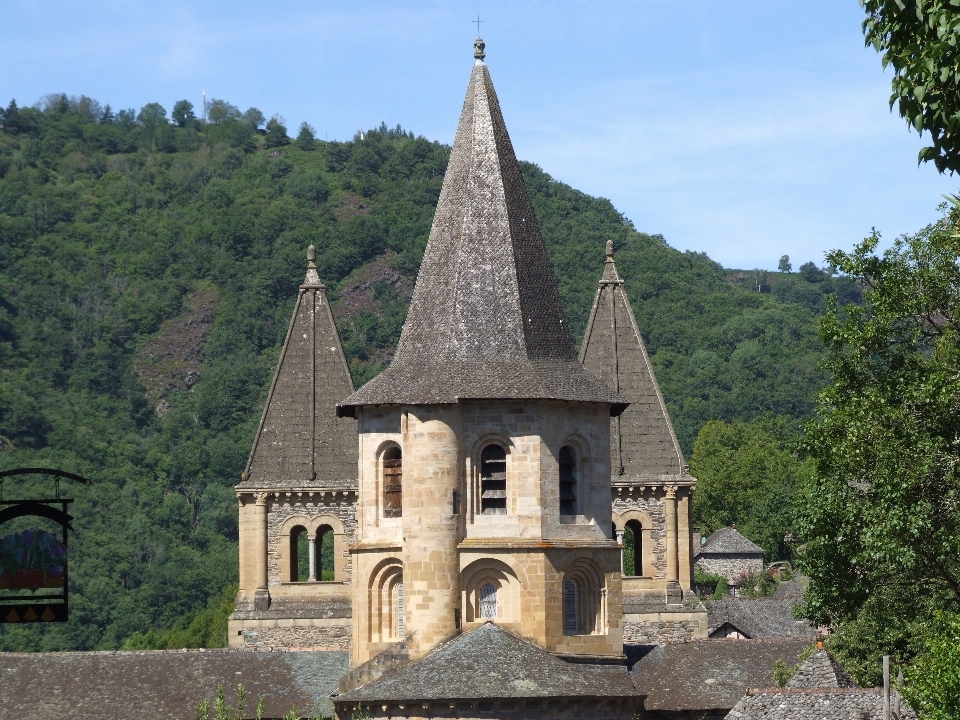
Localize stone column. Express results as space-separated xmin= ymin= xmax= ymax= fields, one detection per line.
xmin=664 ymin=487 xmax=681 ymax=603
xmin=616 ymin=530 xmax=625 ymax=573
xmin=401 ymin=406 xmax=461 ymax=658
xmin=253 ymin=492 xmax=271 ymax=610
xmin=308 ymin=534 xmax=317 ymax=582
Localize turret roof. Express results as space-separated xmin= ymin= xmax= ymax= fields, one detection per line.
xmin=238 ymin=247 xmax=357 ymax=489
xmin=338 ymin=44 xmax=625 ymax=416
xmin=580 ymin=242 xmax=685 ymax=479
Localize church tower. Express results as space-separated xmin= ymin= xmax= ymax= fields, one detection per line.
xmin=580 ymin=241 xmax=706 ymax=641
xmin=338 ymin=39 xmax=628 ymax=664
xmin=229 ymin=247 xmax=359 ymax=649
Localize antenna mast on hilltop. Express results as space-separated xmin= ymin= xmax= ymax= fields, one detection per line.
xmin=360 ymin=123 xmax=364 ymax=141
xmin=202 ymin=89 xmax=209 ymax=122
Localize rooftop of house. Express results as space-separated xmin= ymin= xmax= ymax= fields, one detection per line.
xmin=628 ymin=638 xmax=811 ymax=713
xmin=579 ymin=242 xmax=687 ymax=480
xmin=786 ymin=648 xmax=856 ymax=689
xmin=335 ymin=622 xmax=639 ymax=704
xmin=707 ymin=596 xmax=816 ymax=640
xmin=725 ymin=687 xmax=917 ymax=720
xmin=337 ymin=43 xmax=625 ymax=417
xmin=0 ymin=648 xmax=349 ymax=720
xmin=698 ymin=527 xmax=766 ymax=556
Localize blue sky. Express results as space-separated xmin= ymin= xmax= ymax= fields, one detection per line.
xmin=1 ymin=0 xmax=956 ymax=270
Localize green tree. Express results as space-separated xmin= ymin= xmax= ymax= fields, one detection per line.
xmin=265 ymin=115 xmax=289 ymax=148
xmin=902 ymin=613 xmax=960 ymax=720
xmin=778 ymin=255 xmax=792 ymax=273
xmin=297 ymin=121 xmax=316 ymax=150
xmin=690 ymin=416 xmax=809 ymax=560
xmin=797 ymin=204 xmax=960 ymax=624
xmin=862 ymin=0 xmax=960 ymax=172
xmin=172 ymin=100 xmax=196 ymax=127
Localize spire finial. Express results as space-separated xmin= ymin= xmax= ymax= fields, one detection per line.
xmin=303 ymin=245 xmax=323 ymax=287
xmin=474 ymin=36 xmax=486 ymax=62
xmin=605 ymin=240 xmax=614 ymax=260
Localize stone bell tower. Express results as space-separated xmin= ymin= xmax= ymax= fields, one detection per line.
xmin=338 ymin=38 xmax=628 ymax=665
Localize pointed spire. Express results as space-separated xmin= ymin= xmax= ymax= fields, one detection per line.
xmin=241 ymin=248 xmax=356 ymax=489
xmin=303 ymin=244 xmax=323 ymax=287
xmin=339 ymin=48 xmax=624 ymax=417
xmin=580 ymin=248 xmax=685 ymax=479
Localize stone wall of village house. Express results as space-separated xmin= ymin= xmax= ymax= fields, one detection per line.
xmin=612 ymin=493 xmax=667 ymax=578
xmin=267 ymin=498 xmax=358 ymax=586
xmin=623 ymin=616 xmax=704 ymax=644
xmin=695 ymin=555 xmax=764 ymax=584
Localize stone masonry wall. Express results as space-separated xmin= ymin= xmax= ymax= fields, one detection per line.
xmin=623 ymin=617 xmax=703 ymax=644
xmin=613 ymin=492 xmax=666 ymax=579
xmin=695 ymin=555 xmax=764 ymax=584
xmin=267 ymin=498 xmax=357 ymax=586
xmin=240 ymin=625 xmax=351 ymax=651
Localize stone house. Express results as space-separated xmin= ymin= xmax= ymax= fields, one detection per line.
xmin=695 ymin=527 xmax=765 ymax=589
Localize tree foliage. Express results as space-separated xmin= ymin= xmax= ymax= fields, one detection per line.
xmin=862 ymin=0 xmax=960 ymax=173
xmin=690 ymin=416 xmax=811 ymax=560
xmin=797 ymin=204 xmax=960 ymax=624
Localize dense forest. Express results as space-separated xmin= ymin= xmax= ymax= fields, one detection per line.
xmin=0 ymin=94 xmax=857 ymax=651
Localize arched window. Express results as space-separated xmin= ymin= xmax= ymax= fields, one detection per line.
xmin=479 ymin=582 xmax=498 ymax=619
xmin=559 ymin=446 xmax=577 ymax=516
xmin=317 ymin=524 xmax=335 ymax=581
xmin=383 ymin=446 xmax=402 ymax=518
xmin=480 ymin=444 xmax=507 ymax=515
xmin=624 ymin=519 xmax=643 ymax=576
xmin=291 ymin=525 xmax=309 ymax=582
xmin=563 ymin=581 xmax=579 ymax=634
xmin=396 ymin=582 xmax=404 ymax=639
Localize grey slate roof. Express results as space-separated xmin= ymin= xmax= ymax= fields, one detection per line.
xmin=336 ymin=622 xmax=639 ymax=703
xmin=699 ymin=527 xmax=765 ymax=556
xmin=786 ymin=649 xmax=855 ymax=688
xmin=580 ymin=243 xmax=686 ymax=479
xmin=725 ymin=688 xmax=916 ymax=720
xmin=628 ymin=638 xmax=810 ymax=712
xmin=0 ymin=648 xmax=349 ymax=720
xmin=707 ymin=597 xmax=816 ymax=640
xmin=337 ymin=56 xmax=625 ymax=416
xmin=239 ymin=249 xmax=357 ymax=490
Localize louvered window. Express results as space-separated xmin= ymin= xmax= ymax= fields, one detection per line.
xmin=479 ymin=582 xmax=498 ymax=619
xmin=559 ymin=446 xmax=577 ymax=515
xmin=480 ymin=444 xmax=507 ymax=515
xmin=383 ymin=447 xmax=402 ymax=518
xmin=563 ymin=581 xmax=578 ymax=634
xmin=396 ymin=583 xmax=404 ymax=638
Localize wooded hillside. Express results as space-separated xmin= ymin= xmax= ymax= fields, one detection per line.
xmin=0 ymin=96 xmax=856 ymax=650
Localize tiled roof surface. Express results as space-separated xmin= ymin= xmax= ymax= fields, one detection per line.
xmin=707 ymin=597 xmax=816 ymax=640
xmin=579 ymin=246 xmax=686 ymax=479
xmin=336 ymin=622 xmax=639 ymax=703
xmin=0 ymin=649 xmax=349 ymax=720
xmin=699 ymin=527 xmax=765 ymax=555
xmin=726 ymin=688 xmax=917 ymax=720
xmin=786 ymin=649 xmax=855 ymax=688
xmin=628 ymin=638 xmax=810 ymax=712
xmin=338 ymin=58 xmax=625 ymax=415
xmin=238 ymin=258 xmax=358 ymax=490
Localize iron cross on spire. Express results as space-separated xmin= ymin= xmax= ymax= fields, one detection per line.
xmin=473 ymin=15 xmax=484 ymax=35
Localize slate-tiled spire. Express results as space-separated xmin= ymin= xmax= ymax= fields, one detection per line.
xmin=580 ymin=242 xmax=685 ymax=478
xmin=239 ymin=246 xmax=357 ymax=488
xmin=338 ymin=42 xmax=625 ymax=416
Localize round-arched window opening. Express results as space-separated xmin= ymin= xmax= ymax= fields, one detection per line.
xmin=480 ymin=445 xmax=507 ymax=515
xmin=559 ymin=446 xmax=577 ymax=516
xmin=479 ymin=582 xmax=498 ymax=619
xmin=383 ymin=446 xmax=402 ymax=518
